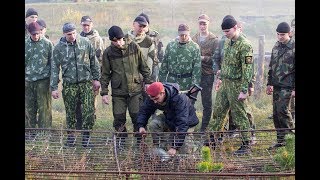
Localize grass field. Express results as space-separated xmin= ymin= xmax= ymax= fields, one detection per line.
xmin=25 ymin=0 xmax=294 ymax=131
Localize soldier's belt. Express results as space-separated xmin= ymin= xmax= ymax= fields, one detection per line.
xmin=168 ymin=72 xmax=192 ymax=78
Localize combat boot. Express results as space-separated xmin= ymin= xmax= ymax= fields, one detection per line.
xmin=233 ymin=141 xmax=251 ymax=155
xmin=65 ymin=131 xmax=76 ymax=147
xmin=82 ymin=131 xmax=94 ymax=148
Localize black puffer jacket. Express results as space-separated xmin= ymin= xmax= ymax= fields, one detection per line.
xmin=136 ymin=83 xmax=199 ymax=149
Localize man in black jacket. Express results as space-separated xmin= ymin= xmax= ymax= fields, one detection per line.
xmin=137 ymin=82 xmax=199 ymax=156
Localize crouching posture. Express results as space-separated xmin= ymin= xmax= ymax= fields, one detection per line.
xmin=137 ymin=82 xmax=199 ymax=156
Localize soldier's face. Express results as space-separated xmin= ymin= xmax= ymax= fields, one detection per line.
xmin=149 ymin=92 xmax=165 ymax=104
xmin=111 ymin=38 xmax=125 ymax=48
xmin=64 ymin=30 xmax=77 ymax=43
xmin=30 ymin=33 xmax=40 ymax=41
xmin=198 ymin=21 xmax=209 ymax=33
xmin=133 ymin=22 xmax=146 ymax=35
xmin=222 ymin=26 xmax=237 ymax=39
xmin=179 ymin=33 xmax=190 ymax=43
xmin=26 ymin=15 xmax=38 ymax=25
xmin=81 ymin=22 xmax=93 ymax=33
xmin=277 ymin=32 xmax=290 ymax=43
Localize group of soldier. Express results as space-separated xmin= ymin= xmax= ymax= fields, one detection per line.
xmin=25 ymin=7 xmax=295 ymax=155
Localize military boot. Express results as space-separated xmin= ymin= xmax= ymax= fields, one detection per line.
xmin=234 ymin=141 xmax=251 ymax=155
xmin=65 ymin=131 xmax=76 ymax=147
xmin=82 ymin=131 xmax=94 ymax=148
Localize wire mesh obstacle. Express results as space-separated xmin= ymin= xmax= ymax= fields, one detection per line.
xmin=25 ymin=128 xmax=295 ymax=179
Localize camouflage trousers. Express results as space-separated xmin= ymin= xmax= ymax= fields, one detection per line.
xmin=211 ymin=79 xmax=251 ymax=141
xmin=149 ymin=114 xmax=196 ymax=154
xmin=75 ymin=89 xmax=98 ymax=130
xmin=62 ymin=81 xmax=95 ymax=130
xmin=25 ymin=78 xmax=52 ymax=128
xmin=112 ymin=93 xmax=143 ymax=134
xmin=199 ymin=74 xmax=215 ymax=132
xmin=272 ymin=88 xmax=295 ymax=143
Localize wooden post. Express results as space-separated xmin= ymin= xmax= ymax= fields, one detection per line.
xmin=254 ymin=35 xmax=265 ymax=97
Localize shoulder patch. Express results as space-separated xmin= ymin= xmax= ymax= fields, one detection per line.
xmin=245 ymin=56 xmax=253 ymax=64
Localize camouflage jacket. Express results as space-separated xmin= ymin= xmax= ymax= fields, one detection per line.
xmin=145 ymin=29 xmax=164 ymax=63
xmin=267 ymin=38 xmax=295 ymax=90
xmin=50 ymin=35 xmax=101 ymax=91
xmin=192 ymin=32 xmax=219 ymax=75
xmin=220 ymin=34 xmax=254 ymax=93
xmin=25 ymin=36 xmax=53 ymax=82
xmin=80 ymin=29 xmax=105 ymax=63
xmin=215 ymin=34 xmax=256 ymax=89
xmin=126 ymin=31 xmax=156 ymax=80
xmin=159 ymin=38 xmax=201 ymax=91
xmin=100 ymin=37 xmax=152 ymax=96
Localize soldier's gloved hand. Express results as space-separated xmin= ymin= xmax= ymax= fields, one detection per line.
xmin=52 ymin=90 xmax=60 ymax=99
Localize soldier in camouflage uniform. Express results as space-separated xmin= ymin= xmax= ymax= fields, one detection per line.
xmin=159 ymin=23 xmax=201 ymax=104
xmin=50 ymin=23 xmax=101 ymax=148
xmin=76 ymin=16 xmax=105 ymax=130
xmin=210 ymin=17 xmax=254 ymax=155
xmin=100 ymin=26 xmax=152 ymax=149
xmin=25 ymin=22 xmax=53 ymax=129
xmin=191 ymin=14 xmax=219 ymax=132
xmin=266 ymin=22 xmax=295 ymax=150
xmin=139 ymin=13 xmax=164 ymax=80
xmin=213 ymin=17 xmax=256 ymax=144
xmin=25 ymin=8 xmax=38 ymax=39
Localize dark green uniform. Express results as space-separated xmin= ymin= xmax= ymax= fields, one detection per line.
xmin=211 ymin=34 xmax=254 ymax=142
xmin=100 ymin=37 xmax=152 ymax=136
xmin=25 ymin=36 xmax=53 ymax=128
xmin=267 ymin=38 xmax=295 ymax=144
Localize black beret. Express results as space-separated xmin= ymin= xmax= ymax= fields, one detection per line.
xmin=139 ymin=13 xmax=150 ymax=24
xmin=221 ymin=17 xmax=237 ymax=30
xmin=26 ymin=8 xmax=38 ymax=18
xmin=108 ymin=25 xmax=124 ymax=41
xmin=276 ymin=22 xmax=290 ymax=33
xmin=222 ymin=15 xmax=235 ymax=22
xmin=134 ymin=16 xmax=148 ymax=26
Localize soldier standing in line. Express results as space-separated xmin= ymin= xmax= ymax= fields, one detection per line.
xmin=76 ymin=16 xmax=105 ymax=130
xmin=138 ymin=12 xmax=164 ymax=81
xmin=212 ymin=16 xmax=256 ymax=145
xmin=51 ymin=23 xmax=101 ymax=148
xmin=159 ymin=23 xmax=201 ymax=104
xmin=25 ymin=8 xmax=38 ymax=39
xmin=266 ymin=22 xmax=295 ymax=150
xmin=25 ymin=22 xmax=53 ymax=130
xmin=191 ymin=14 xmax=219 ymax=132
xmin=100 ymin=26 xmax=152 ymax=149
xmin=210 ymin=16 xmax=254 ymax=155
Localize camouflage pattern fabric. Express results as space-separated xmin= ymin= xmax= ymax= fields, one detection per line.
xmin=149 ymin=113 xmax=195 ymax=154
xmin=211 ymin=34 xmax=254 ymax=141
xmin=62 ymin=81 xmax=95 ymax=130
xmin=192 ymin=32 xmax=219 ymax=131
xmin=126 ymin=31 xmax=157 ymax=81
xmin=25 ymin=78 xmax=52 ymax=128
xmin=50 ymin=35 xmax=101 ymax=91
xmin=80 ymin=29 xmax=105 ymax=63
xmin=272 ymin=88 xmax=295 ymax=143
xmin=25 ymin=36 xmax=53 ymax=81
xmin=159 ymin=39 xmax=201 ymax=91
xmin=267 ymin=38 xmax=295 ymax=89
xmin=211 ymin=79 xmax=251 ymax=141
